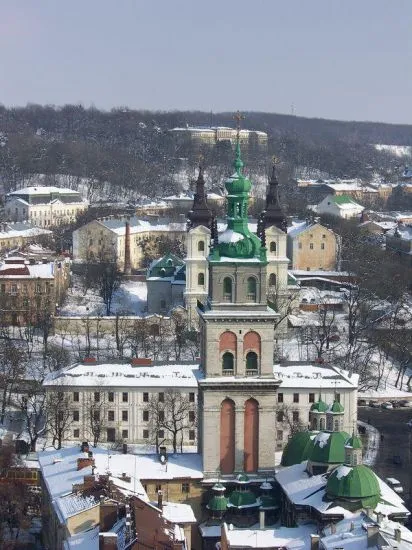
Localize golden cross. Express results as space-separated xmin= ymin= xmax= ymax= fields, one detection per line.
xmin=233 ymin=110 xmax=245 ymax=140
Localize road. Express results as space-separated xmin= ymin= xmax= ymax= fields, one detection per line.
xmin=359 ymin=406 xmax=412 ymax=508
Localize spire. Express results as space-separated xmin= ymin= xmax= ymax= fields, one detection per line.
xmin=262 ymin=158 xmax=287 ymax=232
xmin=187 ymin=162 xmax=212 ymax=229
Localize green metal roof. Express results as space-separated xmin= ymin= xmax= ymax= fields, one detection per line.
xmin=308 ymin=431 xmax=350 ymax=464
xmin=328 ymin=400 xmax=345 ymax=414
xmin=345 ymin=434 xmax=363 ymax=450
xmin=235 ymin=473 xmax=250 ymax=484
xmin=310 ymin=398 xmax=328 ymax=413
xmin=326 ymin=465 xmax=380 ymax=502
xmin=207 ymin=494 xmax=229 ymax=512
xmin=331 ymin=194 xmax=359 ymax=205
xmin=281 ymin=431 xmax=316 ymax=467
xmin=229 ymin=489 xmax=258 ymax=508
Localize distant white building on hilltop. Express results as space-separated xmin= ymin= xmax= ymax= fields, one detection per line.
xmin=5 ymin=186 xmax=88 ymax=227
xmin=170 ymin=125 xmax=267 ymax=146
xmin=314 ymin=194 xmax=364 ymax=219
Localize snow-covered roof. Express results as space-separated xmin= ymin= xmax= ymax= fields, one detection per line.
xmin=55 ymin=493 xmax=98 ymax=524
xmin=42 ymin=361 xmax=200 ymax=388
xmin=325 ymin=183 xmax=378 ymax=193
xmin=161 ymin=501 xmax=197 ymax=524
xmin=222 ymin=522 xmax=314 ymax=549
xmin=0 ymin=222 xmax=52 ymax=239
xmin=0 ymin=260 xmax=55 ymax=279
xmin=273 ymin=363 xmax=358 ymax=390
xmin=387 ymin=224 xmax=412 ymax=240
xmin=9 ymin=186 xmax=82 ymax=196
xmin=96 ymin=217 xmax=186 ymax=236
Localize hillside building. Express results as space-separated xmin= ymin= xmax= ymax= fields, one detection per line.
xmin=385 ymin=223 xmax=412 ymax=268
xmin=287 ymin=221 xmax=338 ymax=271
xmin=0 ymin=222 xmax=52 ymax=253
xmin=146 ymin=252 xmax=186 ymax=314
xmin=5 ymin=186 xmax=88 ymax=227
xmin=170 ymin=125 xmax=267 ymax=147
xmin=314 ymin=193 xmax=364 ymax=219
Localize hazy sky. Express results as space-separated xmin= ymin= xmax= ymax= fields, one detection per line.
xmin=1 ymin=0 xmax=412 ymax=123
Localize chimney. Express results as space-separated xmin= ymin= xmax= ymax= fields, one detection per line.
xmin=124 ymin=221 xmax=131 ymax=275
xmin=99 ymin=533 xmax=117 ymax=550
xmin=122 ymin=443 xmax=128 ymax=454
xmin=80 ymin=441 xmax=89 ymax=453
xmin=130 ymin=357 xmax=152 ymax=366
xmin=310 ymin=534 xmax=320 ymax=550
xmin=157 ymin=489 xmax=163 ymax=510
xmin=395 ymin=527 xmax=401 ymax=543
xmin=330 ymin=524 xmax=336 ymax=534
xmin=350 ymin=521 xmax=355 ymax=532
xmin=83 ymin=357 xmax=96 ymax=364
xmin=259 ymin=509 xmax=265 ymax=530
xmin=77 ymin=456 xmax=95 ymax=470
xmin=100 ymin=501 xmax=119 ymax=532
xmin=376 ymin=512 xmax=383 ymax=525
xmin=366 ymin=524 xmax=379 ymax=548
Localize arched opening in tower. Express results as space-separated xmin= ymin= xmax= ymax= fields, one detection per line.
xmin=244 ymin=398 xmax=259 ymax=473
xmin=220 ymin=399 xmax=235 ymax=474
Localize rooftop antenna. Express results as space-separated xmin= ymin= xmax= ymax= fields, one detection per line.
xmin=210 ymin=110 xmax=213 ymax=128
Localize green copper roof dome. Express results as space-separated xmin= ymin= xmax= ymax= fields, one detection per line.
xmin=328 ymin=400 xmax=345 ymax=414
xmin=345 ymin=433 xmax=363 ymax=450
xmin=308 ymin=431 xmax=350 ymax=464
xmin=208 ymin=494 xmax=229 ymax=512
xmin=310 ymin=397 xmax=328 ymax=413
xmin=326 ymin=464 xmax=380 ymax=510
xmin=281 ymin=431 xmax=316 ymax=467
xmin=228 ymin=488 xmax=258 ymax=508
xmin=225 ymin=142 xmax=252 ymax=195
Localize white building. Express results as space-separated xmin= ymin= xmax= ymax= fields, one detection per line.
xmin=42 ymin=360 xmax=199 ymax=446
xmin=5 ymin=186 xmax=88 ymax=227
xmin=314 ymin=194 xmax=364 ymax=219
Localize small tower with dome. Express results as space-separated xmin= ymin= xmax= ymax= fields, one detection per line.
xmin=326 ymin=398 xmax=345 ymax=432
xmin=309 ymin=394 xmax=328 ymax=431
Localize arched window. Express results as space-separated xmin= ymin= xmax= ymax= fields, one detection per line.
xmin=222 ymin=352 xmax=234 ymax=372
xmin=160 ymin=268 xmax=166 ymax=277
xmin=334 ymin=419 xmax=339 ymax=431
xmin=246 ymin=351 xmax=258 ymax=372
xmin=220 ymin=399 xmax=235 ymax=474
xmin=198 ymin=240 xmax=205 ymax=252
xmin=150 ymin=324 xmax=159 ymax=337
xmin=223 ymin=277 xmax=233 ymax=302
xmin=244 ymin=398 xmax=259 ymax=473
xmin=270 ymin=241 xmax=277 ymax=253
xmin=198 ymin=272 xmax=205 ymax=286
xmin=269 ymin=273 xmax=277 ymax=287
xmin=320 ymin=417 xmax=325 ymax=430
xmin=312 ymin=416 xmax=318 ymax=430
xmin=247 ymin=277 xmax=257 ymax=302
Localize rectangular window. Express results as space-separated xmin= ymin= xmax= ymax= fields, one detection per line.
xmin=122 ymin=392 xmax=128 ymax=403
xmin=143 ymin=411 xmax=149 ymax=422
xmin=336 ymin=393 xmax=341 ymax=403
xmin=276 ymin=411 xmax=284 ymax=422
xmin=293 ymin=393 xmax=299 ymax=403
xmin=158 ymin=392 xmax=164 ymax=402
xmin=309 ymin=393 xmax=315 ymax=403
xmin=122 ymin=410 xmax=128 ymax=422
xmin=159 ymin=411 xmax=165 ymax=422
xmin=94 ymin=392 xmax=100 ymax=402
xmin=277 ymin=430 xmax=283 ymax=440
xmin=73 ymin=429 xmax=80 ymax=438
xmin=108 ymin=392 xmax=114 ymax=402
xmin=321 ymin=243 xmax=325 ymax=250
xmin=155 ymin=484 xmax=162 ymax=493
xmin=181 ymin=482 xmax=190 ymax=494
xmin=189 ymin=392 xmax=195 ymax=403
xmin=310 ymin=243 xmax=314 ymax=250
xmin=73 ymin=392 xmax=79 ymax=402
xmin=143 ymin=392 xmax=149 ymax=402
xmin=107 ymin=428 xmax=116 ymax=442
xmin=277 ymin=393 xmax=284 ymax=403
xmin=108 ymin=411 xmax=115 ymax=422
xmin=189 ymin=411 xmax=195 ymax=422
xmin=189 ymin=430 xmax=195 ymax=441
xmin=73 ymin=410 xmax=79 ymax=422
xmin=143 ymin=429 xmax=149 ymax=439
xmin=93 ymin=411 xmax=100 ymax=422
xmin=158 ymin=429 xmax=164 ymax=438
xmin=298 ymin=242 xmax=302 ymax=249
xmin=293 ymin=411 xmax=299 ymax=423
xmin=122 ymin=429 xmax=128 ymax=439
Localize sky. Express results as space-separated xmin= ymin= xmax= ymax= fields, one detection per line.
xmin=1 ymin=0 xmax=412 ymax=124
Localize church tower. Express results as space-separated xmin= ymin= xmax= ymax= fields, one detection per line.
xmin=185 ymin=165 xmax=212 ymax=326
xmin=262 ymin=161 xmax=291 ymax=327
xmin=198 ymin=134 xmax=280 ymax=478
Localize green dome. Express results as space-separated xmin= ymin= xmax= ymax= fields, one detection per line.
xmin=229 ymin=489 xmax=258 ymax=508
xmin=225 ymin=142 xmax=252 ymax=195
xmin=328 ymin=400 xmax=345 ymax=414
xmin=207 ymin=494 xmax=229 ymax=512
xmin=310 ymin=399 xmax=328 ymax=413
xmin=235 ymin=473 xmax=250 ymax=484
xmin=281 ymin=431 xmax=316 ymax=467
xmin=326 ymin=464 xmax=380 ymax=510
xmin=345 ymin=434 xmax=363 ymax=450
xmin=308 ymin=431 xmax=350 ymax=464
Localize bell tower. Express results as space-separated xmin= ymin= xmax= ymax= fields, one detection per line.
xmin=198 ymin=117 xmax=281 ymax=478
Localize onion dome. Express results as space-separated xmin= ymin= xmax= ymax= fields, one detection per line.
xmin=281 ymin=431 xmax=316 ymax=467
xmin=225 ymin=142 xmax=252 ymax=195
xmin=326 ymin=464 xmax=381 ymax=511
xmin=328 ymin=400 xmax=345 ymax=414
xmin=207 ymin=482 xmax=228 ymax=514
xmin=345 ymin=433 xmax=363 ymax=450
xmin=308 ymin=431 xmax=350 ymax=465
xmin=310 ymin=396 xmax=328 ymax=413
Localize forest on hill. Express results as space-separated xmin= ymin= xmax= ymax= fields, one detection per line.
xmin=0 ymin=103 xmax=411 ymax=200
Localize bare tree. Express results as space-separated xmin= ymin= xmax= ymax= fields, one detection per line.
xmin=17 ymin=383 xmax=47 ymax=452
xmin=0 ymin=341 xmax=26 ymax=424
xmin=46 ymin=389 xmax=73 ymax=449
xmin=83 ymin=390 xmax=108 ymax=447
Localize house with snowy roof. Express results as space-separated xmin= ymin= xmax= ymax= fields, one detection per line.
xmin=146 ymin=252 xmax=186 ymax=314
xmin=385 ymin=223 xmax=412 ymax=268
xmin=5 ymin=186 xmax=88 ymax=227
xmin=314 ymin=194 xmax=364 ymax=219
xmin=287 ymin=221 xmax=338 ymax=271
xmin=0 ymin=221 xmax=52 ymax=252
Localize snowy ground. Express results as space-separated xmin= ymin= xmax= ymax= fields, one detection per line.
xmin=59 ymin=277 xmax=147 ymax=316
